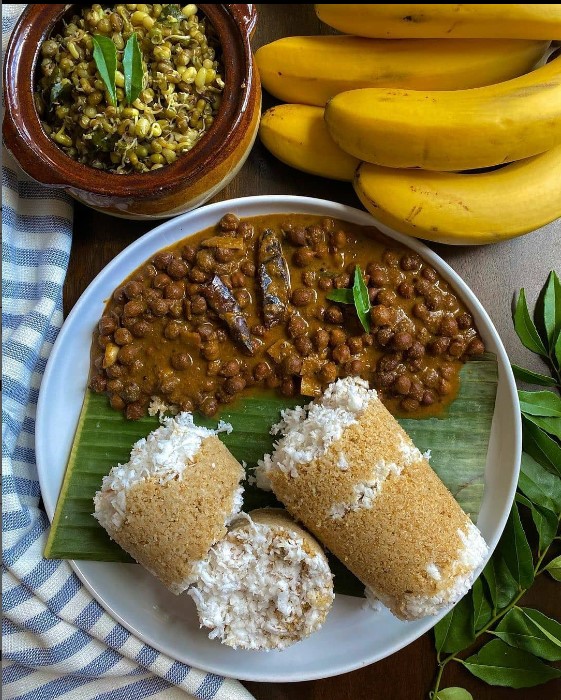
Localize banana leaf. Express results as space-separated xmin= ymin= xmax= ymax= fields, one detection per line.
xmin=44 ymin=355 xmax=498 ymax=596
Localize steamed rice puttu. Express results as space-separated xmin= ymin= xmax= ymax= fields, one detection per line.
xmin=188 ymin=508 xmax=334 ymax=650
xmin=94 ymin=413 xmax=244 ymax=594
xmin=257 ymin=377 xmax=488 ymax=621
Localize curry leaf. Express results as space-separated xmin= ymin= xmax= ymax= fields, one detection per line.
xmin=519 ymin=390 xmax=561 ymax=418
xmin=545 ymin=555 xmax=561 ymax=581
xmin=472 ymin=576 xmax=493 ymax=632
xmin=160 ymin=4 xmax=183 ymax=23
xmin=484 ymin=550 xmax=520 ymax=610
xmin=519 ymin=452 xmax=561 ymax=515
xmin=515 ymin=494 xmax=558 ymax=553
xmin=49 ymin=78 xmax=72 ymax=106
xmin=494 ymin=608 xmax=561 ymax=662
xmin=92 ymin=35 xmax=117 ymax=106
xmin=352 ymin=266 xmax=371 ymax=333
xmin=523 ymin=418 xmax=561 ymax=477
xmin=434 ymin=689 xmax=473 ymax=700
xmin=123 ymin=33 xmax=143 ymax=105
xmin=326 ymin=288 xmax=354 ymax=304
xmin=511 ymin=364 xmax=558 ymax=387
xmin=495 ymin=502 xmax=534 ymax=590
xmin=542 ymin=271 xmax=561 ymax=347
xmin=326 ymin=268 xmax=372 ymax=331
xmin=514 ymin=288 xmax=548 ymax=357
xmin=482 ymin=558 xmax=498 ymax=611
xmin=523 ymin=414 xmax=561 ymax=441
xmin=461 ymin=639 xmax=561 ymax=688
xmin=434 ymin=591 xmax=474 ymax=655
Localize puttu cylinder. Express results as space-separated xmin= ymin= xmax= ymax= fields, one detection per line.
xmin=258 ymin=377 xmax=488 ymax=620
xmin=94 ymin=413 xmax=244 ymax=594
xmin=188 ymin=508 xmax=334 ymax=650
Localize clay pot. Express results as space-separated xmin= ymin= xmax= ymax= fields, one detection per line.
xmin=3 ymin=4 xmax=260 ymax=219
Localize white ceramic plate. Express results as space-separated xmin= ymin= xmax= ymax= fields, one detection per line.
xmin=36 ymin=196 xmax=521 ymax=682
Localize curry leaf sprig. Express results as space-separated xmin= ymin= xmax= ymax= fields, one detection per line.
xmin=92 ymin=33 xmax=144 ymax=107
xmin=326 ymin=265 xmax=372 ymax=332
xmin=430 ymin=271 xmax=561 ymax=700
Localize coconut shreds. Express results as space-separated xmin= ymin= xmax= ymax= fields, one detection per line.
xmin=363 ymin=586 xmax=383 ymax=612
xmin=258 ymin=377 xmax=375 ymax=479
xmin=402 ymin=521 xmax=488 ymax=618
xmin=328 ymin=459 xmax=404 ymax=520
xmin=227 ymin=486 xmax=245 ymax=525
xmin=94 ymin=412 xmax=233 ymax=530
xmin=188 ymin=518 xmax=334 ymax=650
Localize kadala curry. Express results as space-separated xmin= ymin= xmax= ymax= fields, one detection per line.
xmin=88 ymin=213 xmax=485 ymax=420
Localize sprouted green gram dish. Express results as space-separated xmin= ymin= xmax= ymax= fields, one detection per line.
xmin=34 ymin=4 xmax=225 ymax=174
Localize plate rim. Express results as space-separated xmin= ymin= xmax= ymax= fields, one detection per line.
xmin=36 ymin=194 xmax=522 ymax=682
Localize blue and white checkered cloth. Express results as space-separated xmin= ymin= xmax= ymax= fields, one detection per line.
xmin=2 ymin=6 xmax=254 ymax=699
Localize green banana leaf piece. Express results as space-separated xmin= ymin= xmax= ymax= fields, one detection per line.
xmin=45 ymin=355 xmax=498 ymax=597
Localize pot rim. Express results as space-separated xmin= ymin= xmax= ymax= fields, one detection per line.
xmin=2 ymin=3 xmax=256 ymax=196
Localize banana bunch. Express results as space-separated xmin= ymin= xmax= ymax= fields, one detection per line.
xmin=257 ymin=4 xmax=561 ymax=245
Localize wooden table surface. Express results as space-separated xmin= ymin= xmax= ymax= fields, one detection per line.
xmin=66 ymin=5 xmax=561 ymax=699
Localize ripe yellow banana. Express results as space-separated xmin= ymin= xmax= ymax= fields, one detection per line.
xmin=324 ymin=54 xmax=561 ymax=171
xmin=259 ymin=104 xmax=360 ymax=182
xmin=354 ymin=146 xmax=561 ymax=245
xmin=315 ymin=4 xmax=561 ymax=40
xmin=255 ymin=36 xmax=548 ymax=107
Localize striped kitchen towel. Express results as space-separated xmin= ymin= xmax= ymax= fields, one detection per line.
xmin=2 ymin=5 xmax=254 ymax=700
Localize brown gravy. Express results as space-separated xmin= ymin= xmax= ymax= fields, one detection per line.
xmin=89 ymin=213 xmax=485 ymax=420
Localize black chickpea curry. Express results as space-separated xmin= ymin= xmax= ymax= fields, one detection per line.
xmin=88 ymin=214 xmax=486 ymax=421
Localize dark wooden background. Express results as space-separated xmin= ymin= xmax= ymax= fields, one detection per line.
xmin=66 ymin=5 xmax=561 ymax=698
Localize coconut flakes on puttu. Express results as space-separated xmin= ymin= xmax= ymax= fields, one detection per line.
xmin=258 ymin=377 xmax=488 ymax=621
xmin=188 ymin=509 xmax=334 ymax=650
xmin=94 ymin=412 xmax=244 ymax=594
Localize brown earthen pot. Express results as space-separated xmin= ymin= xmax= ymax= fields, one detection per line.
xmin=3 ymin=4 xmax=260 ymax=219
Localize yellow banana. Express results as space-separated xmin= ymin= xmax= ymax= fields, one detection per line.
xmin=354 ymin=146 xmax=561 ymax=245
xmin=259 ymin=104 xmax=360 ymax=182
xmin=255 ymin=36 xmax=548 ymax=107
xmin=315 ymin=4 xmax=561 ymax=40
xmin=324 ymin=54 xmax=561 ymax=171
